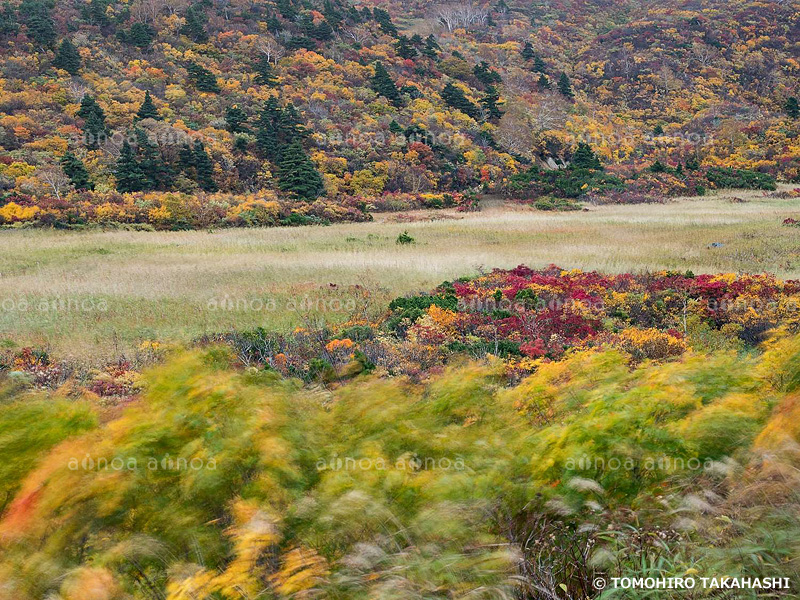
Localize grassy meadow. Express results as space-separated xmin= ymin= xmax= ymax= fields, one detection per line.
xmin=1 ymin=188 xmax=798 ymax=360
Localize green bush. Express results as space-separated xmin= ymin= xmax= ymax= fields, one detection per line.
xmin=705 ymin=167 xmax=777 ymax=190
xmin=396 ymin=230 xmax=415 ymax=245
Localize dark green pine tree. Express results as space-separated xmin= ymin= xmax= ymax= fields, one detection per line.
xmin=254 ymin=56 xmax=278 ymax=86
xmin=53 ymin=38 xmax=82 ymax=75
xmin=480 ymin=85 xmax=503 ymax=120
xmin=136 ymin=91 xmax=161 ymax=121
xmin=115 ymin=140 xmax=148 ymax=192
xmin=179 ymin=142 xmax=195 ymax=173
xmin=571 ymin=142 xmax=602 ymax=170
xmin=786 ymin=97 xmax=799 ymax=119
xmin=533 ymin=55 xmax=547 ymax=74
xmin=276 ymin=0 xmax=297 ymax=20
xmin=312 ymin=19 xmax=333 ymax=41
xmin=474 ymin=61 xmax=501 ymax=86
xmin=395 ymin=35 xmax=417 ymax=60
xmin=278 ymin=139 xmax=325 ymax=200
xmin=389 ymin=119 xmax=404 ymax=135
xmin=128 ymin=22 xmax=155 ymax=49
xmin=537 ymin=73 xmax=551 ymax=90
xmin=78 ymin=94 xmax=107 ymax=149
xmin=225 ymin=105 xmax=248 ymax=133
xmin=77 ymin=94 xmax=101 ymax=120
xmin=441 ymin=82 xmax=480 ymax=120
xmin=521 ymin=41 xmax=535 ymax=62
xmin=558 ymin=72 xmax=574 ymax=98
xmin=297 ymin=12 xmax=315 ymax=38
xmin=186 ymin=62 xmax=220 ymax=93
xmin=323 ymin=0 xmax=342 ymax=28
xmin=20 ymin=0 xmax=56 ymax=48
xmin=372 ymin=7 xmax=397 ymax=37
xmin=0 ymin=3 xmax=19 ymax=38
xmin=652 ymin=124 xmax=665 ymax=137
xmin=83 ymin=111 xmax=107 ymax=149
xmin=134 ymin=128 xmax=171 ymax=189
xmin=180 ymin=5 xmax=208 ymax=42
xmin=422 ymin=34 xmax=440 ymax=59
xmin=60 ymin=150 xmax=93 ymax=190
xmin=280 ymin=103 xmax=308 ymax=140
xmin=81 ymin=0 xmax=110 ymax=27
xmin=256 ymin=97 xmax=283 ymax=159
xmin=347 ymin=5 xmax=362 ymax=23
xmin=371 ymin=61 xmax=403 ymax=107
xmin=266 ymin=13 xmax=282 ymax=33
xmin=192 ymin=140 xmax=217 ymax=192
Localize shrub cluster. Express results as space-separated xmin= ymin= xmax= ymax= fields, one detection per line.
xmin=0 ymin=191 xmax=371 ymax=229
xmin=213 ymin=265 xmax=800 ymax=382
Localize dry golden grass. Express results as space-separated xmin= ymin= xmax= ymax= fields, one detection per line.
xmin=1 ymin=188 xmax=798 ymax=360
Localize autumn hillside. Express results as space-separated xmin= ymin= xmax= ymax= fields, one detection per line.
xmin=0 ymin=0 xmax=797 ymax=229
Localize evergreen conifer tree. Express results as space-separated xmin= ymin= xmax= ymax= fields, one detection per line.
xmin=192 ymin=140 xmax=217 ymax=192
xmin=53 ymin=39 xmax=81 ymax=75
xmin=313 ymin=19 xmax=333 ymax=40
xmin=786 ymin=97 xmax=799 ymax=119
xmin=78 ymin=94 xmax=107 ymax=149
xmin=179 ymin=142 xmax=195 ymax=173
xmin=128 ymin=22 xmax=155 ymax=48
xmin=254 ymin=56 xmax=278 ymax=86
xmin=256 ymin=97 xmax=283 ymax=159
xmin=395 ymin=35 xmax=417 ymax=59
xmin=136 ymin=91 xmax=161 ymax=121
xmin=134 ymin=128 xmax=171 ymax=189
xmin=225 ymin=105 xmax=248 ymax=133
xmin=474 ymin=61 xmax=501 ymax=86
xmin=441 ymin=82 xmax=480 ymax=119
xmin=372 ymin=7 xmax=397 ymax=36
xmin=480 ymin=85 xmax=503 ymax=120
xmin=115 ymin=140 xmax=148 ymax=192
xmin=521 ymin=41 xmax=535 ymax=62
xmin=537 ymin=73 xmax=551 ymax=90
xmin=60 ymin=151 xmax=93 ymax=190
xmin=0 ymin=3 xmax=19 ymax=38
xmin=389 ymin=119 xmax=404 ymax=135
xmin=278 ymin=139 xmax=325 ymax=200
xmin=423 ymin=34 xmax=440 ymax=59
xmin=371 ymin=61 xmax=403 ymax=107
xmin=181 ymin=5 xmax=208 ymax=42
xmin=558 ymin=72 xmax=574 ymax=98
xmin=571 ymin=142 xmax=602 ymax=170
xmin=21 ymin=0 xmax=55 ymax=48
xmin=186 ymin=62 xmax=220 ymax=93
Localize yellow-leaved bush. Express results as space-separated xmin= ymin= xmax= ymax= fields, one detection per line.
xmin=1 ymin=334 xmax=800 ymax=598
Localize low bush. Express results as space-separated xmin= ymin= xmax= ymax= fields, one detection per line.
xmin=705 ymin=166 xmax=777 ymax=190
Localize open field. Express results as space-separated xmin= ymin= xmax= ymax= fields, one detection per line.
xmin=1 ymin=189 xmax=798 ymax=361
